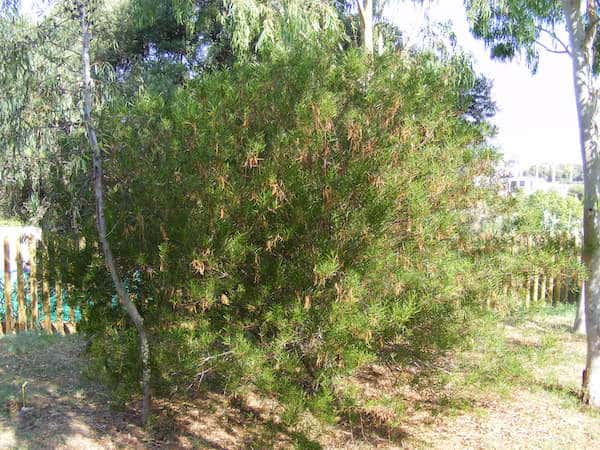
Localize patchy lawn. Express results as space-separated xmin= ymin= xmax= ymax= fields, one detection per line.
xmin=0 ymin=305 xmax=598 ymax=449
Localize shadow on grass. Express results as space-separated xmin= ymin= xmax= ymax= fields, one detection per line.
xmin=147 ymin=392 xmax=324 ymax=449
xmin=527 ymin=320 xmax=576 ymax=334
xmin=7 ymin=319 xmax=562 ymax=450
xmin=541 ymin=381 xmax=581 ymax=402
xmin=0 ymin=332 xmax=409 ymax=449
xmin=0 ymin=333 xmax=148 ymax=450
xmin=332 ymin=356 xmax=482 ymax=448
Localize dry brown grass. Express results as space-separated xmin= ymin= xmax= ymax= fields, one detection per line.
xmin=1 ymin=306 xmax=598 ymax=449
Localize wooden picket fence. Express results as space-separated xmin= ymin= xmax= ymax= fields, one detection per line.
xmin=494 ymin=271 xmax=582 ymax=310
xmin=483 ymin=233 xmax=583 ymax=310
xmin=1 ymin=232 xmax=77 ymax=336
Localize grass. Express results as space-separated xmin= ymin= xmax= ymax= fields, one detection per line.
xmin=468 ymin=306 xmax=600 ymax=414
xmin=0 ymin=304 xmax=598 ymax=449
xmin=448 ymin=304 xmax=582 ymax=397
xmin=0 ymin=332 xmax=65 ymax=355
xmin=0 ymin=217 xmax=26 ymax=227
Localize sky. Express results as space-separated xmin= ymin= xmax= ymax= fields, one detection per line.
xmin=385 ymin=0 xmax=581 ymax=165
xmin=19 ymin=0 xmax=581 ymax=164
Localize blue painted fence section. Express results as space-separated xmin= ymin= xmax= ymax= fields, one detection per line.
xmin=0 ymin=271 xmax=81 ymax=324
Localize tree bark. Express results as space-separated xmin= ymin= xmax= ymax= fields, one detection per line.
xmin=541 ymin=275 xmax=547 ymax=302
xmin=68 ymin=285 xmax=76 ymax=325
xmin=80 ymin=2 xmax=151 ymax=425
xmin=574 ymin=282 xmax=587 ymax=334
xmin=357 ymin=0 xmax=373 ymax=56
xmin=562 ymin=0 xmax=600 ymax=407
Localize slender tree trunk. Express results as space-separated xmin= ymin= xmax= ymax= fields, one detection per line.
xmin=68 ymin=285 xmax=76 ymax=324
xmin=562 ymin=0 xmax=600 ymax=407
xmin=357 ymin=0 xmax=373 ymax=56
xmin=561 ymin=277 xmax=569 ymax=303
xmin=510 ymin=275 xmax=516 ymax=300
xmin=80 ymin=2 xmax=151 ymax=424
xmin=574 ymin=282 xmax=587 ymax=334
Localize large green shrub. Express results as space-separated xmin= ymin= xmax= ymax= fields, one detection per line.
xmin=80 ymin=49 xmax=496 ymax=417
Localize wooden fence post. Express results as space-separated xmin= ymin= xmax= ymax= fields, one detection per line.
xmin=555 ymin=278 xmax=561 ymax=304
xmin=67 ymin=285 xmax=76 ymax=333
xmin=4 ymin=238 xmax=13 ymax=334
xmin=540 ymin=275 xmax=547 ymax=303
xmin=29 ymin=240 xmax=38 ymax=329
xmin=15 ymin=237 xmax=26 ymax=332
xmin=55 ymin=275 xmax=64 ymax=335
xmin=0 ymin=240 xmax=3 ymax=337
xmin=41 ymin=246 xmax=52 ymax=334
xmin=509 ymin=275 xmax=516 ymax=300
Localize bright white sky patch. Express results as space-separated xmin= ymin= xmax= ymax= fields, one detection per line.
xmin=385 ymin=0 xmax=580 ymax=164
xmin=20 ymin=0 xmax=50 ymax=19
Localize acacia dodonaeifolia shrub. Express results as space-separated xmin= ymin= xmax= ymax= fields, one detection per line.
xmin=81 ymin=49 xmax=497 ymax=417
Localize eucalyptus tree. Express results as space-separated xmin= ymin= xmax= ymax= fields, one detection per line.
xmin=331 ymin=0 xmax=405 ymax=54
xmin=125 ymin=0 xmax=343 ymax=66
xmin=465 ymin=0 xmax=600 ymax=406
xmin=125 ymin=0 xmax=408 ymax=66
xmin=222 ymin=0 xmax=343 ymax=57
xmin=357 ymin=0 xmax=374 ymax=54
xmin=0 ymin=0 xmax=152 ymax=423
xmin=0 ymin=13 xmax=82 ymax=222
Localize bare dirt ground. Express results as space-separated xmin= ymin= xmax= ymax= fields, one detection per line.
xmin=1 ymin=307 xmax=599 ymax=449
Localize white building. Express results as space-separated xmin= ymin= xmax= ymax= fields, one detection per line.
xmin=504 ymin=175 xmax=574 ymax=196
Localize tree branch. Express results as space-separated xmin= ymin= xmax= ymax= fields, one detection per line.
xmin=356 ymin=0 xmax=364 ymax=19
xmin=535 ymin=39 xmax=571 ymax=54
xmin=537 ymin=26 xmax=572 ymax=54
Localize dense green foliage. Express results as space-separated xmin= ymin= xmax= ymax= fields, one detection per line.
xmin=0 ymin=0 xmax=586 ymax=422
xmin=71 ymin=48 xmax=500 ymax=416
xmin=0 ymin=14 xmax=78 ymax=221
